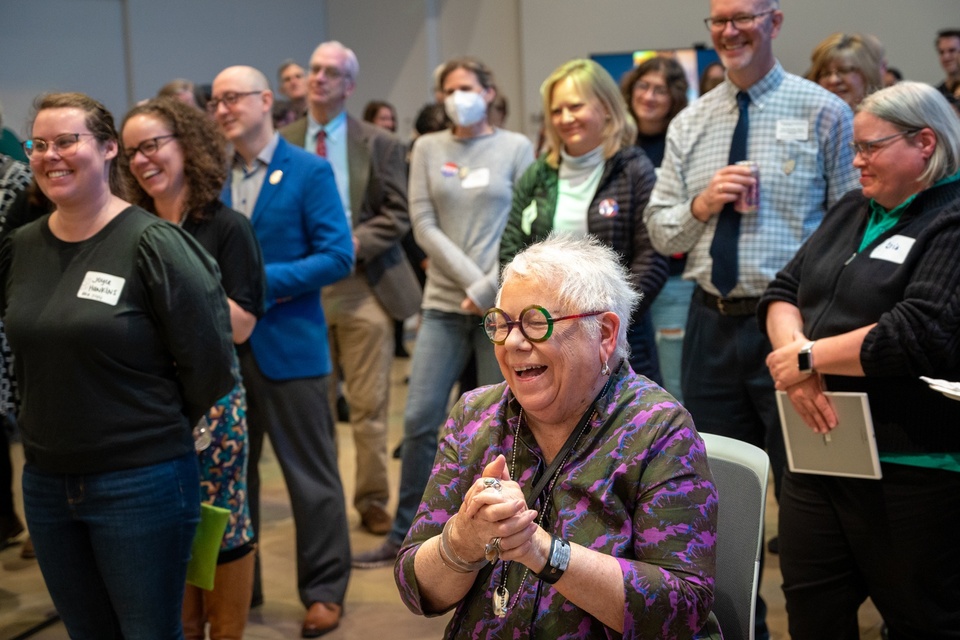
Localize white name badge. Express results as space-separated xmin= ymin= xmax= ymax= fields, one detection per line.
xmin=77 ymin=271 xmax=126 ymax=306
xmin=776 ymin=119 xmax=809 ymax=141
xmin=869 ymin=234 xmax=915 ymax=264
xmin=461 ymin=167 xmax=490 ymax=189
xmin=521 ymin=201 xmax=537 ymax=235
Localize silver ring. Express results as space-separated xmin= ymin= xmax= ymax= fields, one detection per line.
xmin=482 ymin=478 xmax=502 ymax=491
xmin=484 ymin=537 xmax=502 ymax=563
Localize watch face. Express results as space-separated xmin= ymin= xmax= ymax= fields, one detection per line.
xmin=798 ymin=350 xmax=813 ymax=373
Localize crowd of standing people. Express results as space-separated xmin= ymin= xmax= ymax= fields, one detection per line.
xmin=2 ymin=0 xmax=960 ymax=638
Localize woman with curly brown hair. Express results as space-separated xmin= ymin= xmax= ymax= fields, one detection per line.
xmin=121 ymin=97 xmax=265 ymax=639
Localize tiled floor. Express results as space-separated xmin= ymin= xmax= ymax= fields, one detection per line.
xmin=0 ymin=351 xmax=882 ymax=639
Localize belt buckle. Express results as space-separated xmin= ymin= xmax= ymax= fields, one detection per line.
xmin=716 ymin=297 xmax=728 ymax=315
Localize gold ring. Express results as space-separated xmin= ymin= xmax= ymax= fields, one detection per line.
xmin=718 ymin=183 xmax=724 ymax=194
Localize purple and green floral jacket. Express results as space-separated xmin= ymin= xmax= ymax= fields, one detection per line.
xmin=395 ymin=364 xmax=721 ymax=639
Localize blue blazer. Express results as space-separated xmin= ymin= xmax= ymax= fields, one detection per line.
xmin=223 ymin=136 xmax=353 ymax=381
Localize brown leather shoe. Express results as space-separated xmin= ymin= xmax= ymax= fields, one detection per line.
xmin=301 ymin=601 xmax=341 ymax=638
xmin=360 ymin=504 xmax=393 ymax=536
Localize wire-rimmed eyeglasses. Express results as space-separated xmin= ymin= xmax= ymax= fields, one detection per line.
xmin=849 ymin=130 xmax=920 ymax=158
xmin=23 ymin=133 xmax=97 ymax=158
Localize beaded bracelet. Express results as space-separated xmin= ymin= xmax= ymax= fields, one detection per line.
xmin=438 ymin=514 xmax=488 ymax=573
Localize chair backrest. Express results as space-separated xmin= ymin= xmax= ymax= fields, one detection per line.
xmin=700 ymin=432 xmax=770 ymax=640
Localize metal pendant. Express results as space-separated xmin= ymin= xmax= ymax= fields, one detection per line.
xmin=494 ymin=585 xmax=509 ymax=618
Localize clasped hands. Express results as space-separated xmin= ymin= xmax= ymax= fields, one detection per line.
xmin=450 ymin=454 xmax=549 ymax=570
xmin=766 ymin=331 xmax=838 ymax=433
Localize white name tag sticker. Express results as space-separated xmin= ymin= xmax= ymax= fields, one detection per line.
xmin=461 ymin=167 xmax=490 ymax=189
xmin=869 ymin=234 xmax=915 ymax=264
xmin=521 ymin=201 xmax=537 ymax=235
xmin=77 ymin=271 xmax=126 ymax=306
xmin=776 ymin=119 xmax=809 ymax=141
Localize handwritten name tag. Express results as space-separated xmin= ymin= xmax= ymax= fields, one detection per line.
xmin=869 ymin=234 xmax=915 ymax=264
xmin=77 ymin=271 xmax=125 ymax=306
xmin=776 ymin=119 xmax=809 ymax=141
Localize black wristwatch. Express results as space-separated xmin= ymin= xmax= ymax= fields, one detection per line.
xmin=535 ymin=536 xmax=570 ymax=585
xmin=798 ymin=341 xmax=816 ymax=374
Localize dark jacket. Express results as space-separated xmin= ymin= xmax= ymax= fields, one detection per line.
xmin=759 ymin=180 xmax=960 ymax=453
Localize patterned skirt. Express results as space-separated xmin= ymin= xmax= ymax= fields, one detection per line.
xmin=195 ymin=351 xmax=253 ymax=551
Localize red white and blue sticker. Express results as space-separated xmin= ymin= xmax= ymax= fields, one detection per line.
xmin=441 ymin=162 xmax=459 ymax=177
xmin=598 ymin=198 xmax=619 ymax=218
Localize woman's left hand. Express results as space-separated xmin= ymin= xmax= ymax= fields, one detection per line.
xmin=766 ymin=333 xmax=812 ymax=390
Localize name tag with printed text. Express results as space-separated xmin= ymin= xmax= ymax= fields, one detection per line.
xmin=776 ymin=119 xmax=809 ymax=141
xmin=77 ymin=271 xmax=126 ymax=306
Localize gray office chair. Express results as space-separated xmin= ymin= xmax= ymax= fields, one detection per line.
xmin=700 ymin=432 xmax=770 ymax=640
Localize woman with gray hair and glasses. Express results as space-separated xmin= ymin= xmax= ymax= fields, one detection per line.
xmin=760 ymin=81 xmax=960 ymax=638
xmin=395 ymin=234 xmax=721 ymax=639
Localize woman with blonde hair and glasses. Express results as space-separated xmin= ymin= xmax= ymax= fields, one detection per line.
xmin=808 ymin=32 xmax=884 ymax=109
xmin=500 ymin=58 xmax=667 ymax=383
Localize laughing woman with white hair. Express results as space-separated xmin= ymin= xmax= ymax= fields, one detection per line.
xmin=395 ymin=234 xmax=721 ymax=639
xmin=760 ymin=81 xmax=960 ymax=638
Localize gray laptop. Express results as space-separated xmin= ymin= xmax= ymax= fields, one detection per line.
xmin=775 ymin=391 xmax=882 ymax=480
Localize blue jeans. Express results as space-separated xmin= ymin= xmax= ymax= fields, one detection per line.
xmin=650 ymin=275 xmax=694 ymax=401
xmin=390 ymin=309 xmax=502 ymax=544
xmin=23 ymin=452 xmax=200 ymax=639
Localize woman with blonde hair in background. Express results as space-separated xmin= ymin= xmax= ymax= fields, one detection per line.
xmin=808 ymin=32 xmax=883 ymax=109
xmin=501 ymin=58 xmax=667 ymax=383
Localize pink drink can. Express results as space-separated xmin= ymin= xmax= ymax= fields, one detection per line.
xmin=735 ymin=160 xmax=759 ymax=213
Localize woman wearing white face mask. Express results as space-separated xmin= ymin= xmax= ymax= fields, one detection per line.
xmin=353 ymin=57 xmax=534 ymax=569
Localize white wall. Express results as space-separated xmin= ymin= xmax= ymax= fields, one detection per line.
xmin=0 ymin=0 xmax=327 ymax=137
xmin=1 ymin=0 xmax=956 ymax=144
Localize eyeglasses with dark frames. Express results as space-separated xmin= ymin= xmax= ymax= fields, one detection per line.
xmin=849 ymin=130 xmax=921 ymax=157
xmin=704 ymin=10 xmax=774 ymax=32
xmin=482 ymin=305 xmax=605 ymax=345
xmin=206 ymin=91 xmax=262 ymax=113
xmin=23 ymin=133 xmax=97 ymax=158
xmin=123 ymin=135 xmax=177 ymax=160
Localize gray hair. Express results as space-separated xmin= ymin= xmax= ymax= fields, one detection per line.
xmin=315 ymin=41 xmax=359 ymax=82
xmin=498 ymin=234 xmax=640 ymax=360
xmin=858 ymin=81 xmax=960 ymax=185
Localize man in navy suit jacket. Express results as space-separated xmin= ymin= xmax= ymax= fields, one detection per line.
xmin=212 ymin=65 xmax=353 ymax=638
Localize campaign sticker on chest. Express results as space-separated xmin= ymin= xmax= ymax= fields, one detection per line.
xmin=77 ymin=271 xmax=126 ymax=306
xmin=869 ymin=234 xmax=915 ymax=264
xmin=460 ymin=167 xmax=490 ymax=189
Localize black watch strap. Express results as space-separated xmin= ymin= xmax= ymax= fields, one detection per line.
xmin=535 ymin=536 xmax=570 ymax=584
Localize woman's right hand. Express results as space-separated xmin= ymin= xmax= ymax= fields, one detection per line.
xmin=456 ymin=455 xmax=538 ymax=562
xmin=786 ymin=374 xmax=838 ymax=433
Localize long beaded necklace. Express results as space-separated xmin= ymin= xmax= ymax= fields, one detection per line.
xmin=492 ymin=406 xmax=595 ymax=617
xmin=492 ymin=365 xmax=619 ymax=618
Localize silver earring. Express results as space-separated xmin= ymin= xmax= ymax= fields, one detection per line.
xmin=601 ymin=361 xmax=610 ymax=376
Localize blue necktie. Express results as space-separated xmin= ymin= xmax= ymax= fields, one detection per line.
xmin=710 ymin=91 xmax=751 ymax=296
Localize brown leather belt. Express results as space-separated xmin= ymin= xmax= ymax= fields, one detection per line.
xmin=695 ymin=287 xmax=760 ymax=317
